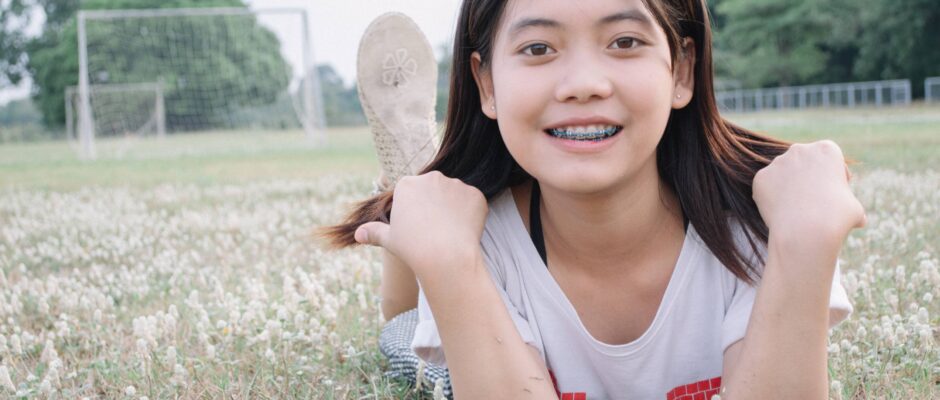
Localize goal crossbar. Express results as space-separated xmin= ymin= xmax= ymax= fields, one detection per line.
xmin=79 ymin=7 xmax=307 ymax=20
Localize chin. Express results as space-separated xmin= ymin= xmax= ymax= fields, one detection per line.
xmin=539 ymin=169 xmax=624 ymax=195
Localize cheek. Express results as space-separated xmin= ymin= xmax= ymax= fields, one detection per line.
xmin=491 ymin=67 xmax=550 ymax=154
xmin=618 ymin=65 xmax=676 ymax=140
xmin=493 ymin=67 xmax=550 ymax=121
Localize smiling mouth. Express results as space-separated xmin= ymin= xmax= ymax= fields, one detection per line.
xmin=544 ymin=125 xmax=623 ymax=141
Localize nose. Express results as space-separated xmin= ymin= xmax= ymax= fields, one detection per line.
xmin=553 ymin=51 xmax=614 ymax=103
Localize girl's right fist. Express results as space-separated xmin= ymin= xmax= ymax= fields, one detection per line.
xmin=355 ymin=171 xmax=489 ymax=279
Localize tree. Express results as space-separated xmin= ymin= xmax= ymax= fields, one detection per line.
xmin=851 ymin=0 xmax=940 ymax=97
xmin=24 ymin=0 xmax=292 ymax=131
xmin=0 ymin=0 xmax=32 ymax=87
xmin=714 ymin=0 xmax=832 ymax=87
xmin=713 ymin=0 xmax=940 ymax=96
xmin=317 ymin=64 xmax=365 ymax=126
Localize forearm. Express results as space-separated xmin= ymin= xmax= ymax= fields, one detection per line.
xmin=723 ymin=235 xmax=838 ymax=400
xmin=418 ymin=250 xmax=557 ymax=399
xmin=380 ymin=249 xmax=419 ymax=320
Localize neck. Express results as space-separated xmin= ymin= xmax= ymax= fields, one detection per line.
xmin=538 ymin=162 xmax=685 ymax=277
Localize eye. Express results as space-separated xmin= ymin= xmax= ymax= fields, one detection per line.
xmin=521 ymin=43 xmax=555 ymax=56
xmin=609 ymin=36 xmax=641 ymax=50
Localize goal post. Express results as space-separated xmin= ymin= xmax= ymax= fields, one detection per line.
xmin=66 ymin=82 xmax=166 ymax=143
xmin=75 ymin=7 xmax=327 ymax=159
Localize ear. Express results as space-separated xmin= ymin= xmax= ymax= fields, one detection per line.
xmin=470 ymin=51 xmax=497 ymax=119
xmin=672 ymin=37 xmax=696 ymax=109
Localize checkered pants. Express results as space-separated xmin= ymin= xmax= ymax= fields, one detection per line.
xmin=380 ymin=308 xmax=454 ymax=398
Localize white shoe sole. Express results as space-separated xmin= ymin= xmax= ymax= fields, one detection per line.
xmin=357 ymin=12 xmax=439 ymax=191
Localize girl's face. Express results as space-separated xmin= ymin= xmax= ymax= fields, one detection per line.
xmin=471 ymin=0 xmax=695 ymax=195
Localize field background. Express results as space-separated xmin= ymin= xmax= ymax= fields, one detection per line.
xmin=0 ymin=105 xmax=937 ymax=398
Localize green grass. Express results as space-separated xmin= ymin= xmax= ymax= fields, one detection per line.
xmin=0 ymin=127 xmax=380 ymax=190
xmin=725 ymin=104 xmax=940 ymax=172
xmin=1 ymin=104 xmax=937 ymax=190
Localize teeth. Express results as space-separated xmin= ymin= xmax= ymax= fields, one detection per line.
xmin=556 ymin=124 xmax=616 ymax=133
xmin=547 ymin=124 xmax=621 ymax=141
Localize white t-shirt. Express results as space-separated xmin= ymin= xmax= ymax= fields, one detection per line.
xmin=412 ymin=187 xmax=853 ymax=400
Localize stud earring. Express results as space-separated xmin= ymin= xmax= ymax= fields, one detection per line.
xmin=676 ymin=94 xmax=681 ymax=99
xmin=491 ymin=105 xmax=496 ymax=111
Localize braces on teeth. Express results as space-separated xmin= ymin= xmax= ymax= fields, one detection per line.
xmin=548 ymin=126 xmax=620 ymax=141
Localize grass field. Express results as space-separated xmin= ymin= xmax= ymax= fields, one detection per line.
xmin=0 ymin=105 xmax=937 ymax=398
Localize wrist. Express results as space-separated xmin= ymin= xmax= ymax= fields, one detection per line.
xmin=767 ymin=231 xmax=841 ymax=274
xmin=414 ymin=247 xmax=486 ymax=289
xmin=768 ymin=223 xmax=844 ymax=255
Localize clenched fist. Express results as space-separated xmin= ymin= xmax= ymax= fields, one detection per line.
xmin=752 ymin=140 xmax=867 ymax=253
xmin=355 ymin=171 xmax=489 ymax=281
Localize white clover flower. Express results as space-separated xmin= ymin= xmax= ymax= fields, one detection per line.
xmin=896 ymin=326 xmax=909 ymax=344
xmin=125 ymin=385 xmax=136 ymax=396
xmin=828 ymin=343 xmax=840 ymax=354
xmin=415 ymin=359 xmax=426 ymax=391
xmin=39 ymin=377 xmax=53 ymax=396
xmin=40 ymin=339 xmax=58 ymax=364
xmin=831 ymin=380 xmax=843 ymax=400
xmin=433 ymin=378 xmax=445 ymax=400
xmin=46 ymin=359 xmax=61 ymax=385
xmin=0 ymin=365 xmax=15 ymax=392
xmin=917 ymin=307 xmax=929 ymax=324
xmin=170 ymin=363 xmax=188 ymax=387
xmin=37 ymin=298 xmax=50 ymax=315
xmin=163 ymin=314 xmax=177 ymax=335
xmin=357 ymin=287 xmax=368 ymax=311
xmin=136 ymin=338 xmax=150 ymax=361
xmin=918 ymin=327 xmax=933 ymax=349
xmin=264 ymin=348 xmax=275 ymax=363
xmin=165 ymin=346 xmax=177 ymax=365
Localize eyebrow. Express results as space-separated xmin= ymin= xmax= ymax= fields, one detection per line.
xmin=508 ymin=9 xmax=654 ymax=38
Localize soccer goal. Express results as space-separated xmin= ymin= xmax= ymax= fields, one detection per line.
xmin=75 ymin=7 xmax=327 ymax=159
xmin=926 ymin=77 xmax=940 ymax=103
xmin=66 ymin=82 xmax=166 ymax=145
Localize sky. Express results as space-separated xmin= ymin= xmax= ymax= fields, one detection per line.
xmin=247 ymin=0 xmax=463 ymax=84
xmin=0 ymin=0 xmax=464 ymax=105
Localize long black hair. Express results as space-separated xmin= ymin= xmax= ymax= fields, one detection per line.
xmin=320 ymin=0 xmax=792 ymax=285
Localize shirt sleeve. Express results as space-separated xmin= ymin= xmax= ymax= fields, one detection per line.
xmin=721 ymin=259 xmax=854 ymax=353
xmin=411 ymin=247 xmax=538 ymax=367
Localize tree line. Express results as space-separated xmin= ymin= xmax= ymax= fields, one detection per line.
xmin=1 ymin=0 xmax=938 ymax=137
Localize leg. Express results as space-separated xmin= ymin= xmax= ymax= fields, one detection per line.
xmin=358 ymin=12 xmax=438 ymax=320
xmin=380 ymin=309 xmax=454 ymax=399
xmin=359 ymin=12 xmax=451 ymax=397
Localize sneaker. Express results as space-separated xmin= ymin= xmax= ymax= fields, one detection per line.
xmin=357 ymin=12 xmax=439 ymax=194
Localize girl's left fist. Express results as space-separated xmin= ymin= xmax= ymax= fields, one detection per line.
xmin=752 ymin=140 xmax=867 ymax=251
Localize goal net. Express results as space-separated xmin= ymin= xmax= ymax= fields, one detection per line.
xmin=927 ymin=77 xmax=940 ymax=103
xmin=66 ymin=82 xmax=165 ymax=143
xmin=75 ymin=7 xmax=326 ymax=158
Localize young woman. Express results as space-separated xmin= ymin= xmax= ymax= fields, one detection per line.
xmin=323 ymin=0 xmax=866 ymax=398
